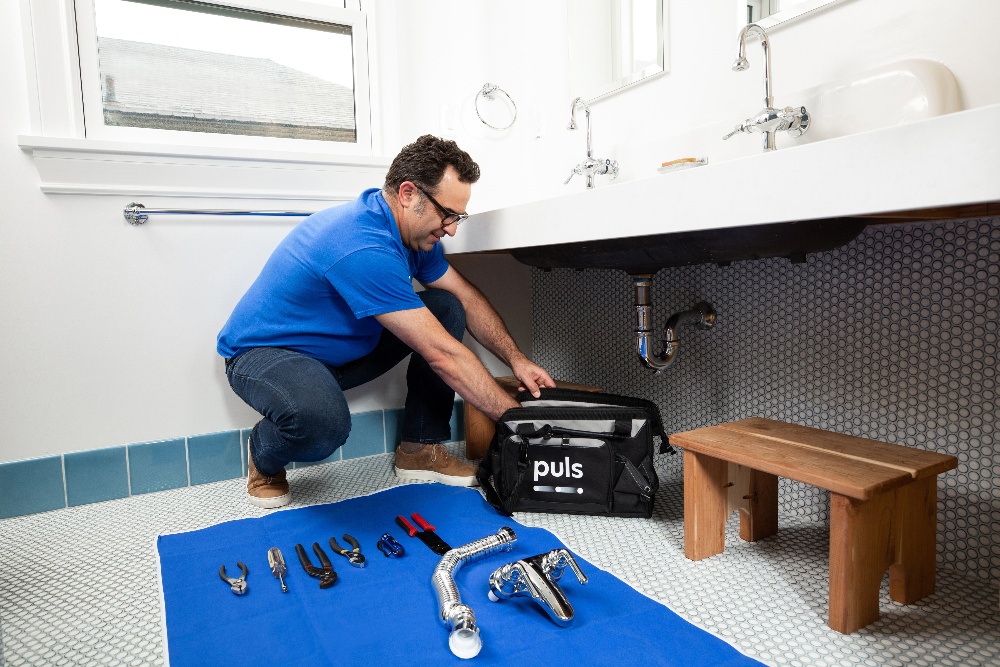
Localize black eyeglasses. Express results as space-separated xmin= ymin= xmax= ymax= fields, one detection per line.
xmin=414 ymin=185 xmax=469 ymax=228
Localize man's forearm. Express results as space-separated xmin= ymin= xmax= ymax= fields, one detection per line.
xmin=460 ymin=286 xmax=527 ymax=368
xmin=375 ymin=306 xmax=519 ymax=421
xmin=429 ymin=342 xmax=520 ymax=421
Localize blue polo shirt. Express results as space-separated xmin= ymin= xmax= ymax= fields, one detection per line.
xmin=217 ymin=188 xmax=449 ymax=367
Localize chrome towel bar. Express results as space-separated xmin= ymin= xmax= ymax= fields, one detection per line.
xmin=123 ymin=202 xmax=314 ymax=225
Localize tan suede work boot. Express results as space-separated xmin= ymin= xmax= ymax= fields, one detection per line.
xmin=247 ymin=437 xmax=291 ymax=509
xmin=394 ymin=443 xmax=479 ymax=487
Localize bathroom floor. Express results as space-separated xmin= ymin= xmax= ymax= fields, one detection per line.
xmin=1 ymin=446 xmax=997 ymax=667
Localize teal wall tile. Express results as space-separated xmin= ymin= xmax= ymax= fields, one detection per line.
xmin=188 ymin=431 xmax=242 ymax=485
xmin=239 ymin=428 xmax=251 ymax=476
xmin=0 ymin=456 xmax=65 ymax=519
xmin=339 ymin=410 xmax=386 ymax=460
xmin=384 ymin=408 xmax=404 ymax=452
xmin=65 ymin=447 xmax=128 ymax=507
xmin=449 ymin=400 xmax=465 ymax=442
xmin=128 ymin=439 xmax=188 ymax=495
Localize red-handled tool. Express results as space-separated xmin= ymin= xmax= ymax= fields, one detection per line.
xmin=395 ymin=513 xmax=452 ymax=555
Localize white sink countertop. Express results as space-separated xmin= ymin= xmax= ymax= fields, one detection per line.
xmin=444 ymin=103 xmax=1000 ymax=256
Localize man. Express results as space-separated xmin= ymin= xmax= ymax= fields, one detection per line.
xmin=218 ymin=135 xmax=555 ymax=508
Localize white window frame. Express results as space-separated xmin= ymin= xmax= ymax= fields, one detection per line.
xmin=17 ymin=0 xmax=397 ymax=199
xmin=74 ymin=0 xmax=373 ymax=154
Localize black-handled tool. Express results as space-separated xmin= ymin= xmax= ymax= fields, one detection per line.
xmin=395 ymin=513 xmax=452 ymax=555
xmin=329 ymin=534 xmax=366 ymax=568
xmin=295 ymin=542 xmax=337 ymax=589
xmin=219 ymin=562 xmax=249 ymax=596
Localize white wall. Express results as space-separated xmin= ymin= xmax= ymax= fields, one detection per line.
xmin=396 ymin=0 xmax=1000 ymax=207
xmin=0 ymin=2 xmax=408 ymax=462
xmin=3 ymin=0 xmax=998 ymax=464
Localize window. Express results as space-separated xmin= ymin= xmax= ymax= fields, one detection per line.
xmin=74 ymin=0 xmax=373 ymax=153
xmin=18 ymin=0 xmax=391 ymax=198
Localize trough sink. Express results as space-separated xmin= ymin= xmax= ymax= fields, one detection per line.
xmin=444 ymin=104 xmax=1000 ymax=272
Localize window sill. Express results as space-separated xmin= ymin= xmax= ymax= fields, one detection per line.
xmin=17 ymin=135 xmax=391 ymax=201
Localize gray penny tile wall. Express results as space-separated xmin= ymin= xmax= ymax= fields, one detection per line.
xmin=531 ymin=216 xmax=1000 ymax=586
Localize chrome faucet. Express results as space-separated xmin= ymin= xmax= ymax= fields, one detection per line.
xmin=723 ymin=23 xmax=809 ymax=151
xmin=488 ymin=548 xmax=588 ymax=627
xmin=565 ymin=97 xmax=619 ymax=188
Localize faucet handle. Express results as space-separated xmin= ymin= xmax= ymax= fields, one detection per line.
xmin=722 ymin=123 xmax=746 ymax=140
xmin=564 ymin=167 xmax=580 ymax=185
xmin=779 ymin=106 xmax=810 ymax=137
xmin=603 ymin=159 xmax=619 ymax=180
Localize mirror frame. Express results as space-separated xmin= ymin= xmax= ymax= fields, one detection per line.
xmin=744 ymin=0 xmax=844 ymax=30
xmin=569 ymin=0 xmax=669 ymax=103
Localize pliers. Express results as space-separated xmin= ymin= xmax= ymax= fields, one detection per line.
xmin=219 ymin=561 xmax=248 ymax=595
xmin=329 ymin=534 xmax=366 ymax=568
xmin=295 ymin=542 xmax=338 ymax=588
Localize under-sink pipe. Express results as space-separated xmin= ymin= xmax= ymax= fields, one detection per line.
xmin=432 ymin=526 xmax=517 ymax=659
xmin=633 ymin=275 xmax=716 ymax=373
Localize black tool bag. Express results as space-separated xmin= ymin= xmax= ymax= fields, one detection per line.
xmin=476 ymin=388 xmax=669 ymax=518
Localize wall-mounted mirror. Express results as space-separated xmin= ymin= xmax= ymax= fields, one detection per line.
xmin=568 ymin=0 xmax=666 ymax=103
xmin=743 ymin=0 xmax=843 ymax=29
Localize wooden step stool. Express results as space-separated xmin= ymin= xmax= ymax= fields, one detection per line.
xmin=464 ymin=376 xmax=602 ymax=460
xmin=670 ymin=417 xmax=957 ymax=634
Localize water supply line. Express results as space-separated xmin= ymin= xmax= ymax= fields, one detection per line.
xmin=633 ymin=275 xmax=716 ymax=374
xmin=432 ymin=526 xmax=518 ymax=659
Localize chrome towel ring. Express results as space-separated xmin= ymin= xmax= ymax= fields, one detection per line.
xmin=475 ymin=83 xmax=517 ymax=130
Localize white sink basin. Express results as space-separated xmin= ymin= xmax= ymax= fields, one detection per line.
xmin=790 ymin=59 xmax=961 ymax=145
xmin=614 ymin=59 xmax=962 ymax=179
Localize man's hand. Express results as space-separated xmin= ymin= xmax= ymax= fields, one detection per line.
xmin=511 ymin=358 xmax=556 ymax=398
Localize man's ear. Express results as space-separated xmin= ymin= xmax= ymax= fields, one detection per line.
xmin=398 ymin=181 xmax=418 ymax=208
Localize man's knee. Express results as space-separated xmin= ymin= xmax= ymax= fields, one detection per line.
xmin=290 ymin=394 xmax=351 ymax=461
xmin=420 ymin=289 xmax=466 ymax=338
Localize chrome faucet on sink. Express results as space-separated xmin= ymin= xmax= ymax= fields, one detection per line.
xmin=565 ymin=97 xmax=619 ymax=188
xmin=724 ymin=23 xmax=810 ymax=151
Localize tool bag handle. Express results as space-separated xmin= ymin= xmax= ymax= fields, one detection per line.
xmin=514 ymin=420 xmax=633 ymax=440
xmin=516 ymin=387 xmax=673 ymax=453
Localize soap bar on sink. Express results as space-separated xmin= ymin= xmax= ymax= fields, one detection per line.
xmin=658 ymin=157 xmax=708 ymax=173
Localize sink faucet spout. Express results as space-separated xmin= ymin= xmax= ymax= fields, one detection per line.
xmin=735 ymin=23 xmax=773 ymax=109
xmin=568 ymin=97 xmax=593 ymax=159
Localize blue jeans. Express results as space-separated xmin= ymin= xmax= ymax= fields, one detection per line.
xmin=225 ymin=289 xmax=466 ymax=476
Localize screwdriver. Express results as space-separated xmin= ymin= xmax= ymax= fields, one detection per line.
xmin=268 ymin=547 xmax=289 ymax=593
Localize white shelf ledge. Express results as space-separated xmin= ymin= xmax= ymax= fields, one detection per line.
xmin=18 ymin=135 xmax=391 ymax=200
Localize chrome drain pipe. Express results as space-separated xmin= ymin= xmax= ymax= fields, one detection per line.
xmin=633 ymin=275 xmax=716 ymax=374
xmin=432 ymin=526 xmax=517 ymax=659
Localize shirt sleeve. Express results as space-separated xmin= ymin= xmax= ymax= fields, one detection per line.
xmin=326 ymin=247 xmax=424 ymax=319
xmin=413 ymin=243 xmax=449 ymax=284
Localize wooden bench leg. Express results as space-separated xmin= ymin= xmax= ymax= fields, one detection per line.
xmin=889 ymin=476 xmax=938 ymax=604
xmin=828 ymin=491 xmax=893 ymax=633
xmin=739 ymin=469 xmax=779 ymax=543
xmin=684 ymin=450 xmax=728 ymax=560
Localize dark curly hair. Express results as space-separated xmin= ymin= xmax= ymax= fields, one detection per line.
xmin=383 ymin=135 xmax=481 ymax=197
